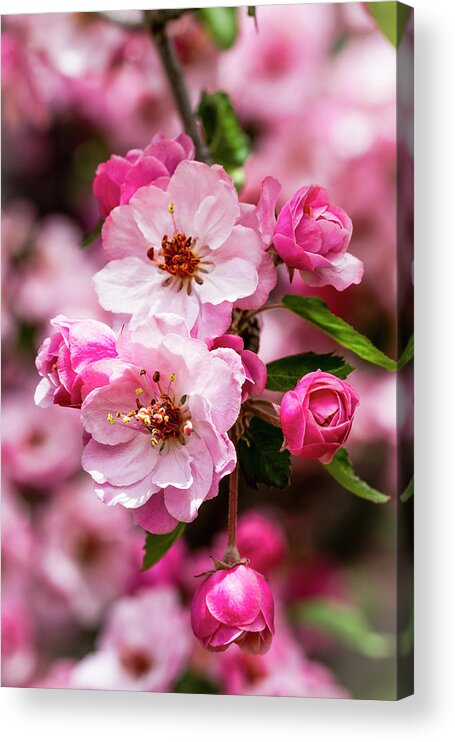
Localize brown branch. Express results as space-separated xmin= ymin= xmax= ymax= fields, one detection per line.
xmin=144 ymin=9 xmax=212 ymax=164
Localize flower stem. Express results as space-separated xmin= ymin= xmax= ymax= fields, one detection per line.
xmin=224 ymin=427 xmax=240 ymax=565
xmin=144 ymin=10 xmax=212 ymax=164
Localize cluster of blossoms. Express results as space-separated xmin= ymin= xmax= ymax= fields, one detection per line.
xmin=35 ymin=132 xmax=362 ymax=655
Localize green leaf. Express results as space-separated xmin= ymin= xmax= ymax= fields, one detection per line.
xmin=400 ymin=476 xmax=414 ymax=503
xmin=174 ymin=671 xmax=219 ymax=695
xmin=238 ymin=416 xmax=290 ymax=489
xmin=283 ymin=295 xmax=397 ymax=372
xmin=266 ymin=352 xmax=354 ymax=392
xmin=397 ymin=333 xmax=414 ymax=370
xmin=367 ymin=2 xmax=411 ymax=48
xmin=291 ymin=599 xmax=393 ymax=658
xmin=198 ymin=91 xmax=250 ymax=180
xmin=197 ymin=7 xmax=238 ymax=50
xmin=80 ymin=218 xmax=103 ymax=248
xmin=323 ymin=448 xmax=390 ymax=504
xmin=142 ymin=523 xmax=185 ymax=571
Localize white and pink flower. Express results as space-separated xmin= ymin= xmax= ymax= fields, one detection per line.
xmin=80 ymin=313 xmax=244 ymax=532
xmin=94 ymin=160 xmax=265 ymax=341
xmin=70 ymin=587 xmax=191 ymax=692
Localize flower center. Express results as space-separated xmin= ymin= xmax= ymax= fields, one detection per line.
xmin=107 ymin=371 xmax=192 ymax=448
xmin=119 ymin=647 xmax=154 ymax=679
xmin=148 ymin=232 xmax=200 ymax=279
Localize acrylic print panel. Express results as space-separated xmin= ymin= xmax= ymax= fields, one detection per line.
xmin=1 ymin=3 xmax=414 ymax=699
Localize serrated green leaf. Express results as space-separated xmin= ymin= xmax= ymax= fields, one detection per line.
xmin=291 ymin=599 xmax=393 ymax=658
xmin=266 ymin=352 xmax=354 ymax=392
xmin=142 ymin=522 xmax=185 ymax=571
xmin=197 ymin=7 xmax=238 ymax=50
xmin=238 ymin=416 xmax=290 ymax=489
xmin=283 ymin=295 xmax=397 ymax=372
xmin=397 ymin=333 xmax=414 ymax=370
xmin=367 ymin=1 xmax=411 ymax=48
xmin=198 ymin=91 xmax=250 ymax=179
xmin=323 ymin=448 xmax=390 ymax=504
xmin=400 ymin=476 xmax=414 ymax=503
xmin=80 ymin=218 xmax=103 ymax=248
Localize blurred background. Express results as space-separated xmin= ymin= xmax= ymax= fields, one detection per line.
xmin=1 ymin=4 xmax=413 ymax=698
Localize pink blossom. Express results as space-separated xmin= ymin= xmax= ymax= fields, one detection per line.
xmin=80 ymin=314 xmax=244 ymax=532
xmin=214 ymin=512 xmax=287 ymax=576
xmin=70 ymin=587 xmax=191 ymax=691
xmin=37 ymin=479 xmax=137 ymax=626
xmin=191 ymin=564 xmax=275 ymax=655
xmin=35 ymin=315 xmax=118 ymax=408
xmin=274 ymin=185 xmax=363 ymax=290
xmin=94 ymin=160 xmax=264 ymax=341
xmin=280 ymin=371 xmax=359 ymax=464
xmin=235 ymin=176 xmax=281 ymax=311
xmin=210 ymin=335 xmax=267 ymax=402
xmin=93 ymin=132 xmax=194 ymax=217
xmin=2 ymin=388 xmax=83 ymax=488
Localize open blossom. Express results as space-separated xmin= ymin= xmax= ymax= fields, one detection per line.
xmin=80 ymin=314 xmax=244 ymax=532
xmin=210 ymin=335 xmax=267 ymax=402
xmin=93 ymin=132 xmax=194 ymax=218
xmin=280 ymin=370 xmax=359 ymax=464
xmin=94 ymin=160 xmax=264 ymax=342
xmin=35 ymin=315 xmax=117 ymax=408
xmin=37 ymin=480 xmax=136 ymax=626
xmin=71 ymin=587 xmax=191 ymax=692
xmin=191 ymin=565 xmax=275 ymax=655
xmin=274 ymin=185 xmax=363 ymax=290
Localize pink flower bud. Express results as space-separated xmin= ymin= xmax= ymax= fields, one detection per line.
xmin=191 ymin=564 xmax=275 ymax=655
xmin=273 ymin=185 xmax=363 ymax=291
xmin=280 ymin=370 xmax=359 ymax=464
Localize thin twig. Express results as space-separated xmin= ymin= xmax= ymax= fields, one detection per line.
xmin=144 ymin=9 xmax=212 ymax=164
xmin=224 ymin=427 xmax=240 ymax=565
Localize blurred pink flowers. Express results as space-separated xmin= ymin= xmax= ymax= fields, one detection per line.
xmin=274 ymin=185 xmax=363 ymax=290
xmin=215 ymin=610 xmax=348 ymax=698
xmin=80 ymin=314 xmax=244 ymax=532
xmin=191 ymin=565 xmax=275 ymax=655
xmin=93 ymin=132 xmax=194 ymax=217
xmin=71 ymin=587 xmax=191 ymax=691
xmin=37 ymin=480 xmax=137 ymax=626
xmin=280 ymin=370 xmax=359 ymax=463
xmin=213 ymin=512 xmax=287 ymax=576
